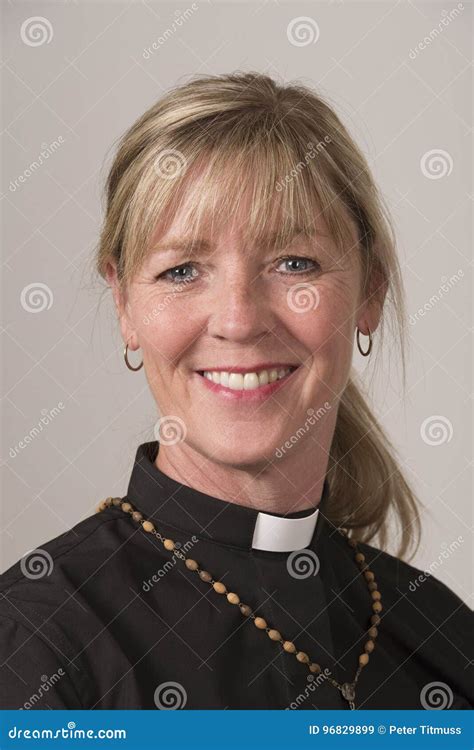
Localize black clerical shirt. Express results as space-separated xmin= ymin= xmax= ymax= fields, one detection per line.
xmin=0 ymin=441 xmax=472 ymax=710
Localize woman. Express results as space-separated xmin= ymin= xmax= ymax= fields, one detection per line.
xmin=0 ymin=72 xmax=472 ymax=711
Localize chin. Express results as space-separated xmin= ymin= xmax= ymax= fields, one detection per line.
xmin=198 ymin=433 xmax=283 ymax=469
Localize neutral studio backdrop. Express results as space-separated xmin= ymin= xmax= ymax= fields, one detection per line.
xmin=1 ymin=0 xmax=472 ymax=604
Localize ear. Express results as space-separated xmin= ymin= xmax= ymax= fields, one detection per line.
xmin=105 ymin=261 xmax=138 ymax=351
xmin=356 ymin=267 xmax=388 ymax=335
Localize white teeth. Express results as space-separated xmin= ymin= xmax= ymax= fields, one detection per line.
xmin=244 ymin=373 xmax=259 ymax=390
xmin=228 ymin=373 xmax=244 ymax=390
xmin=201 ymin=367 xmax=294 ymax=391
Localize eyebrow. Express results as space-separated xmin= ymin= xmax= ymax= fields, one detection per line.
xmin=151 ymin=228 xmax=325 ymax=256
xmin=151 ymin=238 xmax=212 ymax=256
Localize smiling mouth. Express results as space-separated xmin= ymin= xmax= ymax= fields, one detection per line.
xmin=196 ymin=365 xmax=298 ymax=392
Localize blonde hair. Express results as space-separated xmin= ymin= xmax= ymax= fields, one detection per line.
xmin=96 ymin=71 xmax=421 ymax=560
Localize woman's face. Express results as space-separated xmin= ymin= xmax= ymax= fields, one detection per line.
xmin=108 ymin=196 xmax=382 ymax=468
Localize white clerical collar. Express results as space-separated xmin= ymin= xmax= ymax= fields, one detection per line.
xmin=251 ymin=506 xmax=320 ymax=552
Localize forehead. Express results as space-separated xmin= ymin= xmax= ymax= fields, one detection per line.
xmin=149 ymin=225 xmax=328 ymax=258
xmin=144 ymin=150 xmax=358 ymax=267
xmin=149 ymin=183 xmax=331 ymax=260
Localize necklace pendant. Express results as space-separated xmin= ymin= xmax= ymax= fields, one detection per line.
xmin=341 ymin=682 xmax=356 ymax=703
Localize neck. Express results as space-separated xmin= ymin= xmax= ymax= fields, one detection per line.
xmin=155 ymin=438 xmax=332 ymax=516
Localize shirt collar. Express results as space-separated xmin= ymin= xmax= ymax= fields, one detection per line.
xmin=125 ymin=441 xmax=331 ymax=552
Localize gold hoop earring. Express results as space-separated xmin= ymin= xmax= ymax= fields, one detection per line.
xmin=356 ymin=326 xmax=373 ymax=357
xmin=124 ymin=343 xmax=143 ymax=371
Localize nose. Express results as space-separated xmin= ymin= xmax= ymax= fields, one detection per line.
xmin=206 ymin=272 xmax=270 ymax=343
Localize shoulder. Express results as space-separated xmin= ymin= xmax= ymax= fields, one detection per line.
xmin=0 ymin=504 xmax=126 ymax=594
xmin=0 ymin=503 xmax=132 ymax=649
xmin=356 ymin=539 xmax=473 ymax=634
xmin=0 ymin=505 xmax=128 ymax=709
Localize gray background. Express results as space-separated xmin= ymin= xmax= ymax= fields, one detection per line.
xmin=1 ymin=0 xmax=472 ymax=604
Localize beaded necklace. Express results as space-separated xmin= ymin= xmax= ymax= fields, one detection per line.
xmin=96 ymin=496 xmax=382 ymax=710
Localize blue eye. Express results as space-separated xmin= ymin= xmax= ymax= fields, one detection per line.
xmin=155 ymin=256 xmax=320 ymax=285
xmin=156 ymin=263 xmax=198 ymax=284
xmin=277 ymin=256 xmax=319 ymax=274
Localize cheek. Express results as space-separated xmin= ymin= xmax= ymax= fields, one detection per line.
xmin=283 ymin=279 xmax=358 ymax=352
xmin=137 ymin=295 xmax=201 ymax=361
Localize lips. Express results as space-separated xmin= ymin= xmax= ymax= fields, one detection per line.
xmin=195 ymin=364 xmax=298 ymax=375
xmin=194 ymin=364 xmax=300 ymax=400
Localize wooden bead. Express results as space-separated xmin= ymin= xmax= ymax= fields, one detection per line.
xmin=268 ymin=629 xmax=281 ymax=641
xmin=296 ymin=651 xmax=310 ymax=663
xmin=213 ymin=582 xmax=227 ymax=594
xmin=100 ymin=495 xmax=384 ymax=681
